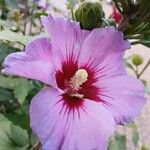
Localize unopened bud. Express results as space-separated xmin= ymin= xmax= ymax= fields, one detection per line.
xmin=75 ymin=1 xmax=104 ymax=30
xmin=141 ymin=145 xmax=149 ymax=150
xmin=132 ymin=54 xmax=143 ymax=66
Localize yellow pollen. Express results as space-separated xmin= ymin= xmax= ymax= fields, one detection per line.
xmin=69 ymin=69 xmax=88 ymax=98
xmin=70 ymin=69 xmax=88 ymax=89
xmin=70 ymin=93 xmax=84 ymax=99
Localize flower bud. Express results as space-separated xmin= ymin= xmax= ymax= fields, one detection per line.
xmin=141 ymin=145 xmax=149 ymax=150
xmin=75 ymin=1 xmax=104 ymax=30
xmin=111 ymin=6 xmax=122 ymax=23
xmin=132 ymin=54 xmax=144 ymax=66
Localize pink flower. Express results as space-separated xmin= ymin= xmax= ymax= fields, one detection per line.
xmin=111 ymin=6 xmax=122 ymax=23
xmin=2 ymin=14 xmax=146 ymax=150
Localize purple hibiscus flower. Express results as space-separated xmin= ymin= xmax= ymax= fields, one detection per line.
xmin=2 ymin=14 xmax=146 ymax=150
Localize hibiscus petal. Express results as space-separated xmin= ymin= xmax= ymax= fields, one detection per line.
xmin=2 ymin=38 xmax=56 ymax=86
xmin=97 ymin=75 xmax=146 ymax=125
xmin=25 ymin=37 xmax=51 ymax=60
xmin=79 ymin=27 xmax=130 ymax=77
xmin=30 ymin=87 xmax=115 ymax=150
xmin=41 ymin=14 xmax=89 ymax=69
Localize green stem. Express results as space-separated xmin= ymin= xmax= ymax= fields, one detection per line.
xmin=31 ymin=142 xmax=41 ymax=150
xmin=135 ymin=66 xmax=139 ymax=78
xmin=137 ymin=58 xmax=150 ymax=79
xmin=1 ymin=0 xmax=7 ymax=19
xmin=23 ymin=0 xmax=28 ymax=35
xmin=71 ymin=7 xmax=75 ymax=20
xmin=29 ymin=2 xmax=36 ymax=35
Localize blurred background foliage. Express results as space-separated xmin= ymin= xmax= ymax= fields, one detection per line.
xmin=0 ymin=0 xmax=150 ymax=150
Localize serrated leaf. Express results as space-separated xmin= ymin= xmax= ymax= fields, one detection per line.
xmin=26 ymin=80 xmax=43 ymax=101
xmin=0 ymin=28 xmax=32 ymax=45
xmin=11 ymin=78 xmax=30 ymax=105
xmin=0 ymin=42 xmax=18 ymax=63
xmin=5 ymin=113 xmax=30 ymax=131
xmin=0 ymin=87 xmax=14 ymax=102
xmin=0 ymin=75 xmax=12 ymax=88
xmin=0 ymin=114 xmax=28 ymax=150
xmin=0 ymin=76 xmax=30 ymax=105
xmin=10 ymin=124 xmax=28 ymax=147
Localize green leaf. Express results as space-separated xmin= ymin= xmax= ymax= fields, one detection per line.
xmin=12 ymin=78 xmax=30 ymax=105
xmin=5 ymin=113 xmax=30 ymax=131
xmin=0 ymin=28 xmax=32 ymax=45
xmin=125 ymin=22 xmax=150 ymax=37
xmin=34 ymin=12 xmax=48 ymax=18
xmin=126 ymin=122 xmax=139 ymax=147
xmin=141 ymin=145 xmax=149 ymax=150
xmin=0 ymin=114 xmax=9 ymax=121
xmin=108 ymin=134 xmax=126 ymax=150
xmin=140 ymin=40 xmax=150 ymax=48
xmin=10 ymin=124 xmax=28 ymax=147
xmin=0 ymin=114 xmax=28 ymax=150
xmin=0 ymin=42 xmax=18 ymax=63
xmin=108 ymin=139 xmax=118 ymax=150
xmin=126 ymin=122 xmax=137 ymax=129
xmin=0 ymin=75 xmax=11 ymax=88
xmin=101 ymin=18 xmax=116 ymax=27
xmin=29 ymin=133 xmax=38 ymax=147
xmin=26 ymin=80 xmax=43 ymax=102
xmin=139 ymin=0 xmax=150 ymax=22
xmin=0 ymin=76 xmax=31 ymax=105
xmin=115 ymin=134 xmax=126 ymax=150
xmin=0 ymin=19 xmax=15 ymax=29
xmin=132 ymin=128 xmax=139 ymax=147
xmin=0 ymin=87 xmax=14 ymax=102
xmin=140 ymin=40 xmax=150 ymax=44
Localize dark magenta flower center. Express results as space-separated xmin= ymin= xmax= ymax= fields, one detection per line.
xmin=56 ymin=60 xmax=101 ymax=104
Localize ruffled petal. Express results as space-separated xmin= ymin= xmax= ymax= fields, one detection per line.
xmin=30 ymin=87 xmax=115 ymax=150
xmin=79 ymin=27 xmax=130 ymax=77
xmin=96 ymin=75 xmax=146 ymax=124
xmin=41 ymin=14 xmax=90 ymax=70
xmin=2 ymin=38 xmax=56 ymax=86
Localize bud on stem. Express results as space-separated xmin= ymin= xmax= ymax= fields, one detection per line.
xmin=75 ymin=1 xmax=104 ymax=30
xmin=132 ymin=54 xmax=144 ymax=66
